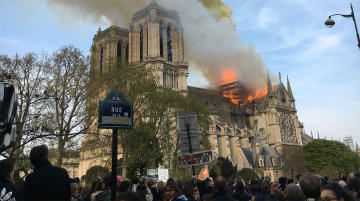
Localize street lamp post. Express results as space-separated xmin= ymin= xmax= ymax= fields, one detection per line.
xmin=325 ymin=3 xmax=360 ymax=49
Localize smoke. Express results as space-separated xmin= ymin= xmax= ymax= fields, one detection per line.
xmin=45 ymin=0 xmax=268 ymax=89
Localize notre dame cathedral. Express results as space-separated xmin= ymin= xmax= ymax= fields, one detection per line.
xmin=78 ymin=1 xmax=309 ymax=181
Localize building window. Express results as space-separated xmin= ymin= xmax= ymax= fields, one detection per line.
xmin=259 ymin=156 xmax=264 ymax=167
xmin=117 ymin=41 xmax=122 ymax=60
xmin=100 ymin=47 xmax=103 ymax=70
xmin=159 ymin=23 xmax=163 ymax=57
xmin=271 ymin=156 xmax=277 ymax=166
xmin=140 ymin=27 xmax=143 ymax=61
xmin=167 ymin=26 xmax=172 ymax=61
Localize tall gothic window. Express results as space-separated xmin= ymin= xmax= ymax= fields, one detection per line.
xmin=159 ymin=23 xmax=163 ymax=57
xmin=167 ymin=26 xmax=172 ymax=61
xmin=140 ymin=27 xmax=143 ymax=61
xmin=117 ymin=41 xmax=122 ymax=60
xmin=126 ymin=43 xmax=129 ymax=62
xmin=100 ymin=47 xmax=103 ymax=70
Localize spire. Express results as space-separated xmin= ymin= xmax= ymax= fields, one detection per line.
xmin=279 ymin=72 xmax=282 ymax=83
xmin=287 ymin=76 xmax=294 ymax=100
xmin=97 ymin=26 xmax=102 ymax=34
xmin=267 ymin=70 xmax=273 ymax=94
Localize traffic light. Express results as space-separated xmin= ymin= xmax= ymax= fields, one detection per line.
xmin=0 ymin=82 xmax=18 ymax=152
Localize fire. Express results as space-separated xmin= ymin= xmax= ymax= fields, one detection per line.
xmin=220 ymin=69 xmax=269 ymax=105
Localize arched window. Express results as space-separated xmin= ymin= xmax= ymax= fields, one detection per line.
xmin=159 ymin=23 xmax=163 ymax=57
xmin=126 ymin=43 xmax=129 ymax=62
xmin=100 ymin=47 xmax=103 ymax=70
xmin=117 ymin=41 xmax=122 ymax=60
xmin=140 ymin=27 xmax=143 ymax=61
xmin=167 ymin=26 xmax=172 ymax=61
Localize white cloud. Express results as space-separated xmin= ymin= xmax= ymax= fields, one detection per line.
xmin=257 ymin=7 xmax=279 ymax=29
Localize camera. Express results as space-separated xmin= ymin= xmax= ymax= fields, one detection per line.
xmin=0 ymin=82 xmax=19 ymax=152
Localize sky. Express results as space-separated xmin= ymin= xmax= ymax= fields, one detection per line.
xmin=1 ymin=0 xmax=359 ymax=148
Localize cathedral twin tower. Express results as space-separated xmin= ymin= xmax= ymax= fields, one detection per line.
xmin=90 ymin=1 xmax=188 ymax=91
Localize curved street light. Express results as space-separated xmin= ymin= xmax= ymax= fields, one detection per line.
xmin=325 ymin=3 xmax=360 ymax=49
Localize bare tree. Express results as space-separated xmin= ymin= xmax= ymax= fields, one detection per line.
xmin=43 ymin=45 xmax=89 ymax=167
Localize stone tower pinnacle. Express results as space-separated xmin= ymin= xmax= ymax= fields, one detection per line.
xmin=356 ymin=143 xmax=360 ymax=155
xmin=267 ymin=71 xmax=273 ymax=94
xmin=287 ymin=76 xmax=294 ymax=100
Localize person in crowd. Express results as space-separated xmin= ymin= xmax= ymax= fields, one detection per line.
xmin=94 ymin=175 xmax=112 ymax=201
xmin=193 ymin=185 xmax=200 ymax=201
xmin=256 ymin=179 xmax=273 ymax=201
xmin=228 ymin=176 xmax=239 ymax=193
xmin=233 ymin=177 xmax=247 ymax=201
xmin=157 ymin=180 xmax=166 ymax=201
xmin=117 ymin=191 xmax=146 ymax=201
xmin=119 ymin=180 xmax=132 ymax=193
xmin=71 ymin=182 xmax=80 ymax=201
xmin=164 ymin=181 xmax=187 ymax=201
xmin=79 ymin=186 xmax=92 ymax=201
xmin=249 ymin=179 xmax=260 ymax=201
xmin=338 ymin=177 xmax=347 ymax=189
xmin=24 ymin=145 xmax=71 ymax=201
xmin=299 ymin=173 xmax=322 ymax=201
xmin=283 ymin=184 xmax=304 ymax=201
xmin=117 ymin=176 xmax=123 ymax=193
xmin=91 ymin=181 xmax=103 ymax=201
xmin=183 ymin=183 xmax=196 ymax=201
xmin=210 ymin=176 xmax=237 ymax=201
xmin=0 ymin=159 xmax=22 ymax=201
xmin=321 ymin=183 xmax=354 ymax=201
xmin=200 ymin=177 xmax=214 ymax=198
xmin=287 ymin=179 xmax=295 ymax=185
xmin=203 ymin=193 xmax=213 ymax=201
xmin=355 ymin=174 xmax=360 ymax=179
xmin=348 ymin=177 xmax=360 ymax=201
xmin=147 ymin=176 xmax=160 ymax=201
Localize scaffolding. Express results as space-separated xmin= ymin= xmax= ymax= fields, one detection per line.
xmin=343 ymin=136 xmax=355 ymax=151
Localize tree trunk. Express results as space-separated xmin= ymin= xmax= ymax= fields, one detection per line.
xmin=56 ymin=137 xmax=65 ymax=167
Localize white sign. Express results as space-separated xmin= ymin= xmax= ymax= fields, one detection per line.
xmin=157 ymin=169 xmax=169 ymax=182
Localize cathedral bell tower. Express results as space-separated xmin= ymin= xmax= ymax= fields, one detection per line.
xmin=129 ymin=1 xmax=188 ymax=91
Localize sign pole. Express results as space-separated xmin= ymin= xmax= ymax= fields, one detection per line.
xmin=111 ymin=128 xmax=118 ymax=201
xmin=186 ymin=123 xmax=196 ymax=178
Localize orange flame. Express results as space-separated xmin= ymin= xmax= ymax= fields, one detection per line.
xmin=220 ymin=69 xmax=268 ymax=105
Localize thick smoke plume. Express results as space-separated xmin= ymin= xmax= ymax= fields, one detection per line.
xmin=46 ymin=0 xmax=268 ymax=89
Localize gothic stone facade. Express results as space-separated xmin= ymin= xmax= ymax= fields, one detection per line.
xmin=79 ymin=1 xmax=306 ymax=181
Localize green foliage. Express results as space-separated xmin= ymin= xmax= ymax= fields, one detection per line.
xmin=210 ymin=157 xmax=239 ymax=182
xmin=81 ymin=165 xmax=109 ymax=185
xmin=238 ymin=168 xmax=259 ymax=184
xmin=303 ymin=139 xmax=360 ymax=178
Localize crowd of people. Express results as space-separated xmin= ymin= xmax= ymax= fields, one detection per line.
xmin=0 ymin=144 xmax=360 ymax=201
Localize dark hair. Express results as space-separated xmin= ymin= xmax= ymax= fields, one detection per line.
xmin=296 ymin=174 xmax=302 ymax=181
xmin=103 ymin=175 xmax=112 ymax=188
xmin=355 ymin=173 xmax=360 ymax=178
xmin=183 ymin=183 xmax=195 ymax=199
xmin=119 ymin=180 xmax=132 ymax=193
xmin=29 ymin=145 xmax=49 ymax=168
xmin=287 ymin=179 xmax=294 ymax=184
xmin=323 ymin=182 xmax=354 ymax=201
xmin=166 ymin=181 xmax=180 ymax=195
xmin=95 ymin=181 xmax=103 ymax=191
xmin=117 ymin=191 xmax=146 ymax=201
xmin=349 ymin=177 xmax=360 ymax=193
xmin=214 ymin=176 xmax=228 ymax=194
xmin=0 ymin=159 xmax=15 ymax=182
xmin=80 ymin=186 xmax=92 ymax=199
xmin=299 ymin=173 xmax=321 ymax=199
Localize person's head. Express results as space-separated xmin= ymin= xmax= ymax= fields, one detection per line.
xmin=299 ymin=173 xmax=322 ymax=199
xmin=103 ymin=175 xmax=112 ymax=190
xmin=348 ymin=177 xmax=360 ymax=195
xmin=29 ymin=145 xmax=49 ymax=168
xmin=296 ymin=174 xmax=302 ymax=183
xmin=80 ymin=186 xmax=92 ymax=199
xmin=157 ymin=180 xmax=165 ymax=189
xmin=260 ymin=180 xmax=271 ymax=194
xmin=284 ymin=184 xmax=304 ymax=201
xmin=193 ymin=185 xmax=200 ymax=201
xmin=347 ymin=173 xmax=355 ymax=183
xmin=164 ymin=181 xmax=180 ymax=201
xmin=235 ymin=178 xmax=245 ymax=193
xmin=117 ymin=191 xmax=146 ymax=201
xmin=287 ymin=179 xmax=294 ymax=185
xmin=183 ymin=183 xmax=195 ymax=200
xmin=202 ymin=193 xmax=213 ymax=201
xmin=0 ymin=159 xmax=15 ymax=184
xmin=147 ymin=176 xmax=154 ymax=187
xmin=71 ymin=182 xmax=79 ymax=198
xmin=321 ymin=182 xmax=354 ymax=201
xmin=95 ymin=181 xmax=103 ymax=191
xmin=213 ymin=176 xmax=228 ymax=194
xmin=119 ymin=180 xmax=132 ymax=193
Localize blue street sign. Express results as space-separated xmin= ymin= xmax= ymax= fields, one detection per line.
xmin=98 ymin=92 xmax=133 ymax=129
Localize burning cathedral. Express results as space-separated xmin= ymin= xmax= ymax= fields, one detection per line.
xmin=79 ymin=1 xmax=309 ymax=181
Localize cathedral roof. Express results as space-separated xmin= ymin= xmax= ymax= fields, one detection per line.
xmin=132 ymin=0 xmax=180 ymax=23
